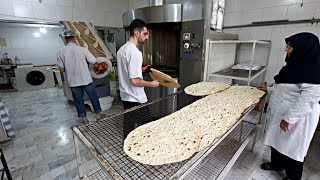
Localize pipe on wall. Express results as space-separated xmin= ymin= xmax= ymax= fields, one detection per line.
xmin=223 ymin=18 xmax=320 ymax=29
xmin=210 ymin=0 xmax=225 ymax=31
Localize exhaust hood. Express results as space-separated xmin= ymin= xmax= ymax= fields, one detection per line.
xmin=122 ymin=4 xmax=182 ymax=27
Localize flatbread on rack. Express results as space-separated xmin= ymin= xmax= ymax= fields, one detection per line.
xmin=184 ymin=82 xmax=230 ymax=96
xmin=124 ymin=86 xmax=265 ymax=165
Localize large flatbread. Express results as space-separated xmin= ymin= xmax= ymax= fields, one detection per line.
xmin=123 ymin=115 xmax=202 ymax=165
xmin=124 ymin=85 xmax=265 ymax=165
xmin=184 ymin=82 xmax=230 ymax=96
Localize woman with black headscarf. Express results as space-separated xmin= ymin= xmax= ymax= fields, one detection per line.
xmin=257 ymin=32 xmax=320 ymax=180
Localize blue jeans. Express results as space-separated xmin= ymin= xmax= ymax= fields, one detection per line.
xmin=70 ymin=83 xmax=102 ymax=117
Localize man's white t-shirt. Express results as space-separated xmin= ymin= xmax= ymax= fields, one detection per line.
xmin=117 ymin=42 xmax=147 ymax=103
xmin=56 ymin=43 xmax=97 ymax=87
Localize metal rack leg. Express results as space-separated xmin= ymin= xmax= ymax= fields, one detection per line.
xmin=251 ymin=127 xmax=259 ymax=152
xmin=251 ymin=99 xmax=267 ymax=151
xmin=74 ymin=134 xmax=84 ymax=179
xmin=0 ymin=149 xmax=12 ymax=180
xmin=239 ymin=121 xmax=243 ymax=142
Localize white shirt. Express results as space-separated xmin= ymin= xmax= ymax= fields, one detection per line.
xmin=263 ymin=83 xmax=320 ymax=162
xmin=117 ymin=42 xmax=147 ymax=103
xmin=56 ymin=43 xmax=97 ymax=87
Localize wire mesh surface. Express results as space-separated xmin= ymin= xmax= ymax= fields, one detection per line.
xmin=185 ymin=122 xmax=255 ymax=179
xmin=88 ymin=169 xmax=110 ymax=180
xmin=76 ymin=91 xmax=197 ymax=180
xmin=74 ymin=91 xmax=257 ymax=180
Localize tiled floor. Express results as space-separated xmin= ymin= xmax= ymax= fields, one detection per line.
xmin=224 ymin=133 xmax=320 ymax=180
xmin=0 ymin=86 xmax=319 ymax=180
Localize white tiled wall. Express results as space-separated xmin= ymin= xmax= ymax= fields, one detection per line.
xmin=1 ymin=0 xmax=130 ymax=27
xmin=224 ymin=0 xmax=320 ymax=84
xmin=0 ymin=26 xmax=64 ymax=65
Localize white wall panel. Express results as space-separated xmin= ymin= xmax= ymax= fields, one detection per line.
xmin=262 ymin=6 xmax=288 ymax=21
xmin=247 ymin=0 xmax=277 ymax=10
xmin=315 ymin=7 xmax=320 ymax=18
xmin=276 ymin=0 xmax=302 ymax=6
xmin=282 ymin=25 xmax=298 ymax=38
xmin=73 ymin=0 xmax=86 ymax=9
xmin=0 ymin=0 xmax=14 ymax=16
xmin=249 ymin=28 xmax=272 ymax=40
xmin=238 ymin=29 xmax=251 ymax=40
xmin=270 ymin=26 xmax=286 ymax=48
xmin=304 ymin=0 xmax=320 ymax=2
xmin=276 ymin=52 xmax=287 ymax=68
xmin=224 ymin=11 xmax=242 ymax=26
xmin=225 ymin=0 xmax=243 ymax=12
xmin=241 ymin=9 xmax=263 ymax=24
xmin=56 ymin=0 xmax=73 ymax=7
xmin=12 ymin=1 xmax=34 ymax=18
xmin=268 ymin=48 xmax=282 ymax=68
xmin=4 ymin=0 xmax=129 ymax=27
xmin=0 ymin=26 xmax=64 ymax=65
xmin=38 ymin=0 xmax=56 ymax=5
xmin=55 ymin=6 xmax=73 ymax=20
xmin=32 ymin=3 xmax=56 ymax=20
xmin=287 ymin=3 xmax=317 ymax=20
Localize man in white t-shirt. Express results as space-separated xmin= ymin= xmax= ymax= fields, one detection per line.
xmin=117 ymin=19 xmax=159 ymax=138
xmin=57 ymin=30 xmax=105 ymax=124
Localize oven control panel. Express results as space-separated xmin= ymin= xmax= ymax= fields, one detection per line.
xmin=180 ymin=19 xmax=204 ymax=60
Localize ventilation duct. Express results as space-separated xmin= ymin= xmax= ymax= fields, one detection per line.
xmin=210 ymin=0 xmax=225 ymax=31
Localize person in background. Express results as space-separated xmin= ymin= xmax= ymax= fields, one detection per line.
xmin=57 ymin=30 xmax=105 ymax=124
xmin=117 ymin=19 xmax=159 ymax=138
xmin=258 ymin=32 xmax=320 ymax=180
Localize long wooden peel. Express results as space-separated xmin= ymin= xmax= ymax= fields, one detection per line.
xmin=149 ymin=68 xmax=180 ymax=88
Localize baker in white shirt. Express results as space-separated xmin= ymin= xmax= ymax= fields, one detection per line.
xmin=117 ymin=19 xmax=159 ymax=138
xmin=57 ymin=30 xmax=105 ymax=124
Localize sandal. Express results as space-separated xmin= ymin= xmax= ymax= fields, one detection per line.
xmin=82 ymin=117 xmax=89 ymax=124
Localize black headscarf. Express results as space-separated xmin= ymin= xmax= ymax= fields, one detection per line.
xmin=274 ymin=32 xmax=320 ymax=84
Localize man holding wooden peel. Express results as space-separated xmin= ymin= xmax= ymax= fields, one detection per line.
xmin=117 ymin=19 xmax=160 ymax=138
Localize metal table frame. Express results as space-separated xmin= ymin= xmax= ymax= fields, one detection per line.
xmin=72 ymin=94 xmax=266 ymax=180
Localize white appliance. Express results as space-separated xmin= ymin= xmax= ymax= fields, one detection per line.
xmin=14 ymin=66 xmax=55 ymax=91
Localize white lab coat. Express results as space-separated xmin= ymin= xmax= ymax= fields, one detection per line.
xmin=263 ymin=83 xmax=320 ymax=162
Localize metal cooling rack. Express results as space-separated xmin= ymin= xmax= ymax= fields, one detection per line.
xmin=72 ymin=91 xmax=261 ymax=180
xmin=88 ymin=169 xmax=110 ymax=180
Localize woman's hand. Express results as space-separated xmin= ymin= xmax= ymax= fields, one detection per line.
xmin=257 ymin=85 xmax=267 ymax=92
xmin=280 ymin=120 xmax=290 ymax=132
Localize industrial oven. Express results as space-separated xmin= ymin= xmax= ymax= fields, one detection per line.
xmin=122 ymin=0 xmax=238 ymax=104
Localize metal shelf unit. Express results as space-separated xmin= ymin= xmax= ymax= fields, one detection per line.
xmin=204 ymin=40 xmax=271 ymax=86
